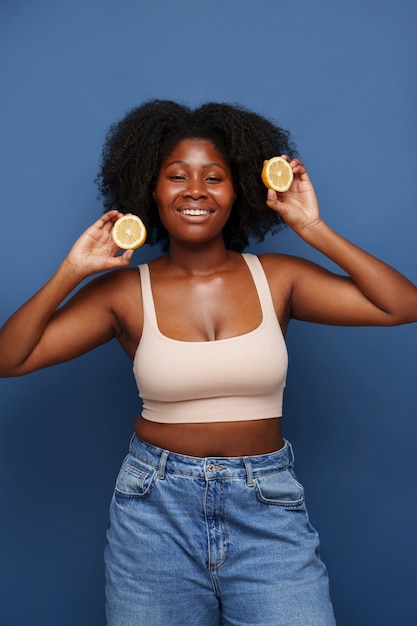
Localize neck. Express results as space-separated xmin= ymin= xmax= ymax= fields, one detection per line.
xmin=164 ymin=238 xmax=233 ymax=276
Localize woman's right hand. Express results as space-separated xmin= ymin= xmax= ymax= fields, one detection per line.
xmin=65 ymin=210 xmax=134 ymax=277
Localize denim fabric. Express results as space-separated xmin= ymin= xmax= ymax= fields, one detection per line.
xmin=105 ymin=435 xmax=336 ymax=625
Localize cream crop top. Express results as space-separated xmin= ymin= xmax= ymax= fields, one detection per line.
xmin=132 ymin=253 xmax=288 ymax=424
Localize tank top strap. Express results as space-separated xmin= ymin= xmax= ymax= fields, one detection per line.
xmin=138 ymin=263 xmax=158 ymax=331
xmin=241 ymin=253 xmax=276 ymax=321
xmin=139 ymin=255 xmax=274 ymax=330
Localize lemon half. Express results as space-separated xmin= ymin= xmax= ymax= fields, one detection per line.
xmin=261 ymin=157 xmax=294 ymax=192
xmin=111 ymin=214 xmax=147 ymax=249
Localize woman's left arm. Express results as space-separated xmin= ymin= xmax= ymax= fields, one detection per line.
xmin=266 ymin=158 xmax=417 ymax=326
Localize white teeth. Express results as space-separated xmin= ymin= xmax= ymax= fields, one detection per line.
xmin=181 ymin=209 xmax=210 ymax=216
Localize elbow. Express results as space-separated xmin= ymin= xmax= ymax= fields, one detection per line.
xmin=0 ymin=357 xmax=33 ymax=378
xmin=384 ymin=307 xmax=417 ymax=327
xmin=0 ymin=365 xmax=24 ymax=378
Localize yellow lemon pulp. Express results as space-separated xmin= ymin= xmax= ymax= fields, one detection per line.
xmin=261 ymin=156 xmax=294 ymax=192
xmin=111 ymin=214 xmax=147 ymax=249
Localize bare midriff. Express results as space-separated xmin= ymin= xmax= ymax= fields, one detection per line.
xmin=134 ymin=415 xmax=284 ymax=458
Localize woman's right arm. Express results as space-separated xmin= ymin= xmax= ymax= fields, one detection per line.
xmin=0 ymin=211 xmax=134 ymax=377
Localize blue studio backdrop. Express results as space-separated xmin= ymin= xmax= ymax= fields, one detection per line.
xmin=1 ymin=1 xmax=416 ymax=625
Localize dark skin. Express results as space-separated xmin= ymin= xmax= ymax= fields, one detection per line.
xmin=1 ymin=139 xmax=417 ymax=457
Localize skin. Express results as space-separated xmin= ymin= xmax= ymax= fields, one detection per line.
xmin=1 ymin=138 xmax=417 ymax=457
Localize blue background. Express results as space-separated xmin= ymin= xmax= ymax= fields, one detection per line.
xmin=1 ymin=1 xmax=416 ymax=624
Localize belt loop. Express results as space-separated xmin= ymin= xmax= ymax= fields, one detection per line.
xmin=158 ymin=450 xmax=169 ymax=479
xmin=286 ymin=439 xmax=294 ymax=464
xmin=243 ymin=457 xmax=254 ymax=487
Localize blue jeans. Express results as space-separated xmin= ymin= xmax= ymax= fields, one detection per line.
xmin=105 ymin=435 xmax=336 ymax=625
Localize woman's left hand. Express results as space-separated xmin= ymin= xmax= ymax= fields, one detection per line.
xmin=265 ymin=157 xmax=322 ymax=236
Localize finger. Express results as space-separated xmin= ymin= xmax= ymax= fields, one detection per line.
xmin=97 ymin=211 xmax=123 ymax=228
xmin=101 ymin=210 xmax=123 ymax=230
xmin=266 ymin=188 xmax=290 ymax=202
xmin=105 ymin=249 xmax=134 ymax=269
xmin=103 ymin=209 xmax=122 ymax=220
xmin=86 ymin=212 xmax=122 ymax=239
xmin=116 ymin=249 xmax=134 ymax=265
xmin=266 ymin=189 xmax=284 ymax=212
xmin=279 ymin=155 xmax=308 ymax=179
xmin=289 ymin=158 xmax=307 ymax=175
xmin=267 ymin=189 xmax=278 ymax=202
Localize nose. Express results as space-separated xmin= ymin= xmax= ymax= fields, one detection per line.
xmin=183 ymin=176 xmax=207 ymax=199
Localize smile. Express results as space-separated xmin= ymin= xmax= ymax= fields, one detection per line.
xmin=180 ymin=209 xmax=211 ymax=216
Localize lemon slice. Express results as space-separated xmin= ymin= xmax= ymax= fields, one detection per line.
xmin=261 ymin=156 xmax=294 ymax=192
xmin=111 ymin=214 xmax=147 ymax=249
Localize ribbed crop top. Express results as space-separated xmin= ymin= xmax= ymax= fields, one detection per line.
xmin=132 ymin=253 xmax=288 ymax=424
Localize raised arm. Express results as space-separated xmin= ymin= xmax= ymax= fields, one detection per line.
xmin=0 ymin=211 xmax=135 ymax=377
xmin=265 ymin=159 xmax=417 ymax=326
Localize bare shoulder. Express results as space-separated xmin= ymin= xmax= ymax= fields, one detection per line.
xmin=93 ymin=266 xmax=142 ymax=319
xmin=73 ymin=266 xmax=141 ymax=307
xmin=256 ymin=252 xmax=337 ymax=330
xmin=257 ymin=252 xmax=310 ymax=285
xmin=257 ymin=251 xmax=328 ymax=283
xmin=258 ymin=251 xmax=310 ymax=269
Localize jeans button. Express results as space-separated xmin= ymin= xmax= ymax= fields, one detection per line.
xmin=207 ymin=463 xmax=215 ymax=472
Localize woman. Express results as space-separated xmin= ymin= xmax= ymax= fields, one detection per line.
xmin=1 ymin=100 xmax=416 ymax=625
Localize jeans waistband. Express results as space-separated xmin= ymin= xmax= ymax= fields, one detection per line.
xmin=128 ymin=434 xmax=295 ymax=483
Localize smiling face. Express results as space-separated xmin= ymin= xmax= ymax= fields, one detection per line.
xmin=153 ymin=138 xmax=236 ymax=248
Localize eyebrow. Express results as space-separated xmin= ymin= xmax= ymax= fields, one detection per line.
xmin=166 ymin=160 xmax=227 ymax=170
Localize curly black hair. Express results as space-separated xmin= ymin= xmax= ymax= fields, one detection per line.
xmin=96 ymin=99 xmax=298 ymax=252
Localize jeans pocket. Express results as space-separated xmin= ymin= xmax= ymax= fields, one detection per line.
xmin=255 ymin=468 xmax=305 ymax=508
xmin=114 ymin=455 xmax=157 ymax=499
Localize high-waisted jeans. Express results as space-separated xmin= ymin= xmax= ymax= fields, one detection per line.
xmin=105 ymin=435 xmax=336 ymax=625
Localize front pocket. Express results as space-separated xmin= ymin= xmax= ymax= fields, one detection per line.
xmin=255 ymin=468 xmax=305 ymax=508
xmin=114 ymin=457 xmax=156 ymax=499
